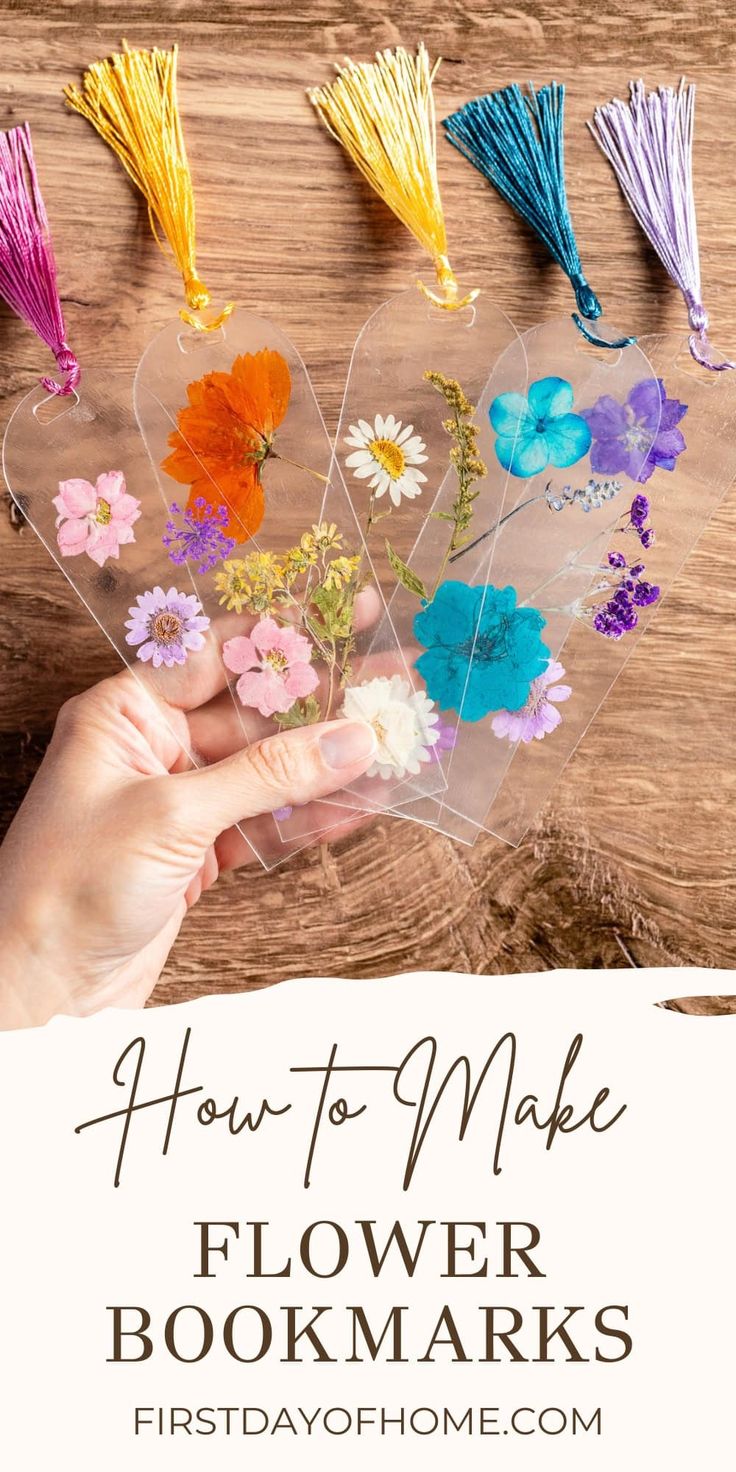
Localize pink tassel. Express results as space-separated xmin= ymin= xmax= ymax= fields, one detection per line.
xmin=0 ymin=123 xmax=80 ymax=395
xmin=590 ymin=80 xmax=733 ymax=372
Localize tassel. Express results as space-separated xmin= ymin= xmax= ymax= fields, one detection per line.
xmin=0 ymin=124 xmax=79 ymax=395
xmin=64 ymin=41 xmax=232 ymax=330
xmin=590 ymin=79 xmax=732 ymax=371
xmin=444 ymin=81 xmax=633 ymax=349
xmin=308 ymin=44 xmax=476 ymax=310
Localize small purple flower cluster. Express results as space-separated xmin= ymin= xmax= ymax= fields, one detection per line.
xmin=592 ymin=497 xmax=660 ymax=640
xmin=163 ymin=497 xmax=236 ymax=574
xmin=622 ymin=493 xmax=655 ymax=549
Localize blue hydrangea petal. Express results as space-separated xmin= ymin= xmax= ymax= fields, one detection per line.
xmin=527 ymin=376 xmax=575 ymax=420
xmin=545 ymin=412 xmax=592 ymax=468
xmin=489 ymin=392 xmax=535 ymax=437
xmin=506 ymin=431 xmax=550 ymax=478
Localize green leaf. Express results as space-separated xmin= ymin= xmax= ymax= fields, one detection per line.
xmin=311 ymin=582 xmax=355 ymax=639
xmin=274 ymin=695 xmax=322 ymax=729
xmin=385 ymin=540 xmax=427 ymax=600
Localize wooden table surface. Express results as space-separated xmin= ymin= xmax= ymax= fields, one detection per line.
xmin=0 ymin=0 xmax=734 ymax=1010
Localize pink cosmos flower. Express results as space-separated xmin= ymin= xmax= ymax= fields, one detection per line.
xmin=491 ymin=659 xmax=572 ymax=744
xmin=223 ymin=617 xmax=319 ymax=718
xmin=53 ymin=470 xmax=141 ymax=568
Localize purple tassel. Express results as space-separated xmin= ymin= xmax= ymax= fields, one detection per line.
xmin=590 ymin=79 xmax=733 ymax=372
xmin=0 ymin=123 xmax=80 ymax=395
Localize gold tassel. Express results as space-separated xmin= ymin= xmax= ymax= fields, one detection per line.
xmin=309 ymin=44 xmax=477 ymax=310
xmin=64 ymin=41 xmax=233 ymax=330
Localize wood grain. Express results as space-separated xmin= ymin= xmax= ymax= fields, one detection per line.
xmin=0 ymin=0 xmax=734 ymax=1011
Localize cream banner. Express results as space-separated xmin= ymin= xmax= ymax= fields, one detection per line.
xmin=0 ymin=971 xmax=732 ymax=1469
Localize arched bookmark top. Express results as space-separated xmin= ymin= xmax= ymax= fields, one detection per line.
xmin=308 ymin=43 xmax=477 ymax=311
xmin=64 ymin=41 xmax=234 ymax=332
xmin=591 ymin=79 xmax=734 ymax=373
xmin=444 ymin=82 xmax=630 ymax=349
xmin=0 ymin=123 xmax=80 ymax=395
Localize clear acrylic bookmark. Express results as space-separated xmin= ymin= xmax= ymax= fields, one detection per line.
xmin=473 ymin=331 xmax=736 ymax=845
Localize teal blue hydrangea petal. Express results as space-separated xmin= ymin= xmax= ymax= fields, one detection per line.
xmin=506 ymin=431 xmax=550 ymax=478
xmin=527 ymin=376 xmax=575 ymax=420
xmin=489 ymin=391 xmax=535 ymax=437
xmin=545 ymin=411 xmax=592 ymax=468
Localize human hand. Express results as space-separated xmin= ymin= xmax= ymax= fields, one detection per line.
xmin=0 ymin=665 xmax=377 ymax=1030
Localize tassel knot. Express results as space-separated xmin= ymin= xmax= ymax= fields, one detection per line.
xmin=40 ymin=343 xmax=81 ymax=397
xmin=570 ymin=271 xmax=601 ymax=322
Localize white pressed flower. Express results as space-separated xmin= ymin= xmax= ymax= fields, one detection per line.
xmin=341 ymin=674 xmax=440 ymax=780
xmin=344 ymin=413 xmax=428 ymax=508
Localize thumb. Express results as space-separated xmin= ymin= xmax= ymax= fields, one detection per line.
xmin=170 ymin=718 xmax=378 ymax=844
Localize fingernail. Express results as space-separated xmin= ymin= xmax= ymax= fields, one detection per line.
xmin=319 ymin=720 xmax=377 ymax=770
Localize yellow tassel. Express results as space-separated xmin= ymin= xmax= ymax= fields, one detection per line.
xmin=64 ymin=41 xmax=233 ymax=330
xmin=309 ymin=44 xmax=477 ymax=310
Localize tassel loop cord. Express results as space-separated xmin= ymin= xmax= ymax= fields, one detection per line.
xmin=683 ymin=289 xmax=735 ymax=372
xmin=417 ymin=251 xmax=480 ymax=311
xmin=41 ymin=343 xmax=81 ymax=397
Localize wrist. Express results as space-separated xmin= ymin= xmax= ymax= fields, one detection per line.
xmin=0 ymin=903 xmax=79 ymax=1030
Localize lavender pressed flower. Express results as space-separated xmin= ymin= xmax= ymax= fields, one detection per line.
xmin=545 ymin=477 xmax=622 ymax=514
xmin=163 ymin=497 xmax=236 ymax=574
xmin=125 ymin=586 xmax=211 ymax=668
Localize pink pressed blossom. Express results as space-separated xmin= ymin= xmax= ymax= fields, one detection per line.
xmin=223 ymin=617 xmax=319 ymax=718
xmin=53 ymin=470 xmax=141 ymax=568
xmin=491 ymin=659 xmax=572 ymax=744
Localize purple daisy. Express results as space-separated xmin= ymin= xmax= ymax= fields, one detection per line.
xmin=125 ymin=585 xmax=210 ymax=669
xmin=581 ymin=378 xmax=687 ymax=485
xmin=163 ymin=498 xmax=236 ymax=574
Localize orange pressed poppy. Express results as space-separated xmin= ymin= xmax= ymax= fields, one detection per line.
xmin=162 ymin=348 xmax=291 ymax=543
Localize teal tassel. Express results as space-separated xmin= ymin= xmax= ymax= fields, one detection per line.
xmin=444 ymin=82 xmax=634 ymax=349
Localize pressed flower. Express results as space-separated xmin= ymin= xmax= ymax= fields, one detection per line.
xmin=492 ymin=660 xmax=572 ymax=744
xmin=429 ymin=720 xmax=458 ymax=763
xmin=214 ymin=553 xmax=284 ymax=614
xmin=162 ymin=497 xmax=236 ymax=573
xmin=272 ymin=805 xmax=294 ymax=820
xmin=162 ymin=348 xmax=291 ymax=543
xmin=223 ymin=617 xmax=319 ymax=718
xmin=345 ymin=413 xmax=428 ymax=507
xmin=302 ymin=522 xmax=343 ymax=555
xmin=322 ymin=554 xmax=362 ymax=592
xmin=341 ymin=675 xmax=440 ymax=780
xmin=53 ymin=470 xmax=141 ymax=568
xmin=125 ymin=586 xmax=210 ymax=669
xmin=581 ymin=377 xmax=687 ymax=485
xmin=414 ymin=581 xmax=550 ymax=722
xmin=214 ymin=559 xmax=250 ymax=613
xmin=490 ymin=377 xmax=592 ymax=478
xmin=576 ymin=532 xmax=660 ymax=642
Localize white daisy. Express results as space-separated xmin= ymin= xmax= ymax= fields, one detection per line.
xmin=344 ymin=413 xmax=428 ymax=508
xmin=341 ymin=675 xmax=440 ymax=780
